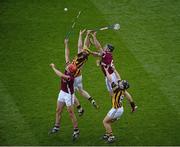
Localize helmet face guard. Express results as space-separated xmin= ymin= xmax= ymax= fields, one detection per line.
xmin=119 ymin=80 xmax=130 ymax=90
xmin=106 ymin=44 xmax=114 ymax=52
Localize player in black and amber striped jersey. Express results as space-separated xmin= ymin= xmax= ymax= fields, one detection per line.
xmin=65 ymin=30 xmax=99 ymax=116
xmin=102 ymin=65 xmax=137 ymax=143
xmin=71 ymin=47 xmax=90 ymax=77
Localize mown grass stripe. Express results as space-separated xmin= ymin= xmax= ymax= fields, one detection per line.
xmin=0 ymin=81 xmax=38 ymax=145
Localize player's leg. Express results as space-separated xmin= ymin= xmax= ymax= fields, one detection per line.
xmin=67 ymin=105 xmax=78 ymax=129
xmin=75 ymin=75 xmax=90 ymax=99
xmin=74 ymin=76 xmax=85 ymax=116
xmin=102 ymin=107 xmax=121 ymax=143
xmin=103 ymin=107 xmax=124 ymax=142
xmin=67 ymin=105 xmax=80 ymax=140
xmin=65 ymin=94 xmax=80 ymax=140
xmin=78 ymin=87 xmax=99 ymax=109
xmin=49 ymin=100 xmax=65 ymax=134
xmin=74 ymin=94 xmax=84 ymax=116
xmin=77 ymin=75 xmax=99 ymax=109
xmin=103 ymin=115 xmax=114 ymax=139
xmin=103 ymin=115 xmax=116 ymax=143
xmin=78 ymin=87 xmax=90 ymax=98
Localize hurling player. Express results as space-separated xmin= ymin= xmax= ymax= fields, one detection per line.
xmin=102 ymin=65 xmax=137 ymax=143
xmin=91 ymin=32 xmax=124 ymax=97
xmin=91 ymin=32 xmax=116 ymax=96
xmin=65 ymin=30 xmax=99 ymax=116
xmin=49 ymin=63 xmax=80 ymax=141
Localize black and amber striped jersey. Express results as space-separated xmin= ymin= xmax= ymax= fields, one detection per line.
xmin=72 ymin=48 xmax=90 ymax=77
xmin=111 ymin=82 xmax=125 ymax=109
xmin=74 ymin=68 xmax=81 ymax=77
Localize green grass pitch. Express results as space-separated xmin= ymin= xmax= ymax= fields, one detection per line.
xmin=0 ymin=0 xmax=180 ymax=145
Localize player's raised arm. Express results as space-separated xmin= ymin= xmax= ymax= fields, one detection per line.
xmin=50 ymin=63 xmax=69 ymax=80
xmin=91 ymin=32 xmax=103 ymax=53
xmin=78 ymin=29 xmax=86 ymax=53
xmin=90 ymin=51 xmax=102 ymax=57
xmin=104 ymin=66 xmax=113 ymax=83
xmin=64 ymin=38 xmax=70 ymax=64
xmin=124 ymin=90 xmax=137 ymax=112
xmin=83 ymin=30 xmax=91 ymax=49
xmin=111 ymin=62 xmax=121 ymax=80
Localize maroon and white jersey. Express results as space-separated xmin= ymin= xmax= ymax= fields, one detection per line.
xmin=101 ymin=51 xmax=114 ymax=76
xmin=60 ymin=70 xmax=74 ymax=94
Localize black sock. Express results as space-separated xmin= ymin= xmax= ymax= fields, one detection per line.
xmin=77 ymin=105 xmax=81 ymax=109
xmin=88 ymin=97 xmax=93 ymax=102
xmin=54 ymin=125 xmax=59 ymax=128
xmin=74 ymin=127 xmax=79 ymax=131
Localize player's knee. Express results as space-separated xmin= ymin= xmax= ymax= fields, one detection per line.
xmin=77 ymin=87 xmax=82 ymax=93
xmin=103 ymin=118 xmax=107 ymax=125
xmin=67 ymin=108 xmax=75 ymax=117
xmin=77 ymin=86 xmax=84 ymax=92
xmin=67 ymin=108 xmax=74 ymax=114
xmin=56 ymin=107 xmax=62 ymax=114
xmin=79 ymin=89 xmax=87 ymax=96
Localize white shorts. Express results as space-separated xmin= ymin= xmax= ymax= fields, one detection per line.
xmin=57 ymin=90 xmax=74 ymax=107
xmin=107 ymin=107 xmax=124 ymax=120
xmin=74 ymin=75 xmax=83 ymax=91
xmin=105 ymin=72 xmax=118 ymax=92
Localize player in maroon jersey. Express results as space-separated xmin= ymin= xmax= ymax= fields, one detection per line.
xmin=90 ymin=31 xmax=134 ymax=104
xmin=90 ymin=31 xmax=118 ymax=96
xmin=49 ymin=63 xmax=80 ymax=141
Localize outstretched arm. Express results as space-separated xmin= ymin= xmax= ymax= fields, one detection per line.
xmin=124 ymin=90 xmax=137 ymax=112
xmin=78 ymin=29 xmax=86 ymax=53
xmin=104 ymin=66 xmax=113 ymax=83
xmin=64 ymin=38 xmax=70 ymax=64
xmin=83 ymin=30 xmax=91 ymax=49
xmin=50 ymin=63 xmax=69 ymax=79
xmin=89 ymin=50 xmax=102 ymax=57
xmin=111 ymin=62 xmax=121 ymax=80
xmin=91 ymin=32 xmax=103 ymax=53
xmin=83 ymin=31 xmax=102 ymax=57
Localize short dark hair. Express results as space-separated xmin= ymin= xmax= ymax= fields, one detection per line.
xmin=107 ymin=44 xmax=114 ymax=52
